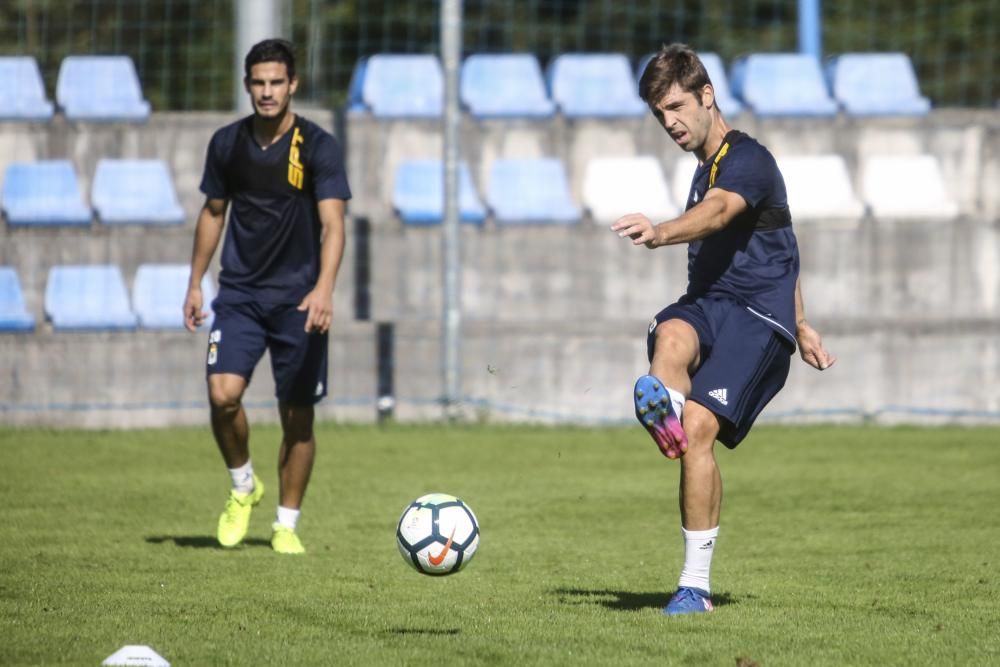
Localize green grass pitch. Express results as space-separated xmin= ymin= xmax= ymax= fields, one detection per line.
xmin=2 ymin=423 xmax=998 ymax=666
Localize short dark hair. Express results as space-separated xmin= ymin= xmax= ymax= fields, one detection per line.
xmin=244 ymin=38 xmax=297 ymax=79
xmin=638 ymin=43 xmax=712 ymax=112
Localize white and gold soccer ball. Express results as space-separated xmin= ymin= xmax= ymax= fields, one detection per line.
xmin=396 ymin=493 xmax=480 ymax=576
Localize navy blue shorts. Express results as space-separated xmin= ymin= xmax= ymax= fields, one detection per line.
xmin=206 ymin=300 xmax=328 ymax=406
xmin=646 ymin=296 xmax=792 ymax=448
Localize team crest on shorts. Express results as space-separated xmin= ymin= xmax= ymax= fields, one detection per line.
xmin=207 ymin=329 xmax=222 ymax=365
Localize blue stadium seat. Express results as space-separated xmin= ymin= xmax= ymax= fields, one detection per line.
xmin=2 ymin=160 xmax=92 ymax=226
xmin=636 ymin=52 xmax=743 ymax=117
xmin=548 ymin=53 xmax=646 ymax=118
xmin=461 ymin=53 xmax=555 ymax=118
xmin=133 ymin=264 xmax=215 ymax=330
xmin=392 ymin=160 xmax=487 ymax=225
xmin=56 ymin=55 xmax=151 ymax=121
xmin=44 ymin=265 xmax=137 ymax=331
xmin=826 ymin=53 xmax=930 ymax=116
xmin=91 ymin=159 xmax=185 ymax=225
xmin=730 ymin=53 xmax=838 ymax=117
xmin=346 ymin=57 xmax=369 ymax=113
xmin=357 ymin=54 xmax=443 ymax=118
xmin=486 ymin=158 xmax=581 ymax=224
xmin=0 ymin=267 xmax=36 ymax=332
xmin=698 ymin=53 xmax=744 ymax=117
xmin=1 ymin=56 xmax=54 ymax=121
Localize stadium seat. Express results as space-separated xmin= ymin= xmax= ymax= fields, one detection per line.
xmin=636 ymin=52 xmax=743 ymax=117
xmin=582 ymin=156 xmax=680 ymax=224
xmin=1 ymin=56 xmax=55 ymax=121
xmin=91 ymin=159 xmax=185 ymax=225
xmin=826 ymin=53 xmax=931 ymax=116
xmin=776 ymin=155 xmax=866 ymax=220
xmin=346 ymin=57 xmax=369 ymax=113
xmin=1 ymin=160 xmax=92 ymax=226
xmin=55 ymin=55 xmax=151 ymax=121
xmin=860 ymin=154 xmax=959 ymax=219
xmin=547 ymin=53 xmax=646 ymax=118
xmin=486 ymin=158 xmax=581 ymax=224
xmin=670 ymin=155 xmax=699 ymax=211
xmin=730 ymin=53 xmax=838 ymax=116
xmin=461 ymin=53 xmax=555 ymax=118
xmin=0 ymin=267 xmax=36 ymax=332
xmin=356 ymin=54 xmax=443 ymax=118
xmin=133 ymin=264 xmax=215 ymax=330
xmin=44 ymin=265 xmax=138 ymax=331
xmin=392 ymin=160 xmax=487 ymax=225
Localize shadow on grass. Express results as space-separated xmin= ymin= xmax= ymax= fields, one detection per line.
xmin=145 ymin=535 xmax=272 ymax=549
xmin=553 ymin=588 xmax=741 ymax=611
xmin=386 ymin=628 xmax=461 ymax=636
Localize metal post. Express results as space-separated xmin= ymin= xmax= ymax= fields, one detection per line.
xmin=235 ymin=0 xmax=283 ymax=114
xmin=797 ymin=0 xmax=822 ymax=61
xmin=441 ymin=0 xmax=463 ymax=420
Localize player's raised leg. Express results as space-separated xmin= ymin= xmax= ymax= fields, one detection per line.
xmin=210 ymin=372 xmax=264 ymax=548
xmin=634 ymin=319 xmax=699 ymax=459
xmin=271 ymin=402 xmax=315 ymax=554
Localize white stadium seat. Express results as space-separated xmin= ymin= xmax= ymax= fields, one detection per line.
xmin=582 ymin=156 xmax=680 ymax=224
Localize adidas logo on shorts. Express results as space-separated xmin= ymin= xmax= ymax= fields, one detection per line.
xmin=708 ymin=388 xmax=729 ymax=406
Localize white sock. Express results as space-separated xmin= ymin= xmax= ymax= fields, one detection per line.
xmin=665 ymin=387 xmax=686 ymax=419
xmin=276 ymin=506 xmax=300 ymax=530
xmin=677 ymin=526 xmax=719 ymax=593
xmin=228 ymin=461 xmax=255 ymax=494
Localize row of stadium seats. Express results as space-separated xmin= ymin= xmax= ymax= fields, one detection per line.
xmin=350 ymin=51 xmax=929 ymax=118
xmin=0 ymin=264 xmax=214 ymax=332
xmin=4 ymin=55 xmax=150 ymax=122
xmin=391 ymin=153 xmax=958 ymax=225
xmin=1 ymin=159 xmax=184 ymax=226
xmin=6 ymin=50 xmax=925 ymax=122
xmin=0 ymin=150 xmax=957 ymax=228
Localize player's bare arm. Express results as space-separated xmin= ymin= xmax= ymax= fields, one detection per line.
xmin=793 ymin=277 xmax=836 ymax=371
xmin=298 ymin=197 xmax=346 ymax=334
xmin=183 ymin=197 xmax=227 ymax=332
xmin=611 ymin=187 xmax=748 ymax=248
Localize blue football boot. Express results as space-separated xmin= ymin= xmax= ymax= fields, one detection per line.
xmin=663 ymin=587 xmax=714 ymax=616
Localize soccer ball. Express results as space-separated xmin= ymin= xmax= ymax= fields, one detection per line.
xmin=396 ymin=493 xmax=480 ymax=576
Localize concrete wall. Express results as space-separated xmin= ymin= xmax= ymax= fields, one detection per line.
xmin=1 ymin=110 xmax=999 ymax=428
xmin=0 ymin=322 xmax=378 ymax=428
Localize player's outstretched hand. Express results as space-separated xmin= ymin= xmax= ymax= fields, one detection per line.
xmin=611 ymin=213 xmax=661 ymax=248
xmin=183 ymin=286 xmax=206 ymax=332
xmin=298 ymin=288 xmax=333 ymax=334
xmin=796 ymin=319 xmax=836 ymax=371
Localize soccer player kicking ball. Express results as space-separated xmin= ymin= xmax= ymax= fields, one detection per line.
xmin=612 ymin=44 xmax=835 ymax=614
xmin=183 ymin=39 xmax=351 ymax=554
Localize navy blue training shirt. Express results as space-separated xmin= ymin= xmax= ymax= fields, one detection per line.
xmin=682 ymin=130 xmax=799 ymax=346
xmin=200 ymin=114 xmax=351 ymax=305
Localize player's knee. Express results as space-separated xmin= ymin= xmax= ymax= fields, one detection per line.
xmin=280 ymin=404 xmax=315 ymax=443
xmin=207 ymin=383 xmax=242 ymax=414
xmin=653 ymin=320 xmax=699 ymax=367
xmin=682 ymin=407 xmax=720 ymax=453
xmin=208 ymin=391 xmax=241 ymax=416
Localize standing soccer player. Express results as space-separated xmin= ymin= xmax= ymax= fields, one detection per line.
xmin=183 ymin=39 xmax=351 ymax=554
xmin=612 ymin=44 xmax=835 ymax=613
